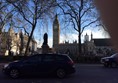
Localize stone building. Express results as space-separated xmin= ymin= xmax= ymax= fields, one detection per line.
xmin=92 ymin=38 xmax=114 ymax=56
xmin=53 ymin=14 xmax=60 ymax=52
xmin=53 ymin=15 xmax=80 ymax=56
xmin=83 ymin=33 xmax=95 ymax=56
xmin=0 ymin=26 xmax=37 ymax=56
xmin=52 ymin=14 xmax=114 ymax=56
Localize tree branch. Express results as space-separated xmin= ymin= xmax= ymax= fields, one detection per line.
xmin=7 ymin=0 xmax=33 ymax=25
xmin=70 ymin=18 xmax=79 ymax=32
xmin=81 ymin=6 xmax=93 ymax=18
xmin=81 ymin=18 xmax=99 ymax=34
xmin=14 ymin=25 xmax=29 ymax=36
xmin=57 ymin=3 xmax=76 ymax=19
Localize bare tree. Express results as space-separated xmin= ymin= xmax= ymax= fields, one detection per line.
xmin=0 ymin=0 xmax=14 ymax=32
xmin=57 ymin=0 xmax=100 ymax=55
xmin=6 ymin=0 xmax=56 ymax=56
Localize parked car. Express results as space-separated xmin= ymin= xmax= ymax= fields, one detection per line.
xmin=101 ymin=53 xmax=118 ymax=67
xmin=2 ymin=54 xmax=75 ymax=78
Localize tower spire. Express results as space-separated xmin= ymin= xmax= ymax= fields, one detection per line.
xmin=53 ymin=14 xmax=59 ymax=25
xmin=91 ymin=32 xmax=93 ymax=41
xmin=55 ymin=13 xmax=58 ymax=19
xmin=53 ymin=14 xmax=60 ymax=50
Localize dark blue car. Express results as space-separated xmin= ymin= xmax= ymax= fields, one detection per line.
xmin=2 ymin=54 xmax=75 ymax=78
xmin=101 ymin=53 xmax=118 ymax=67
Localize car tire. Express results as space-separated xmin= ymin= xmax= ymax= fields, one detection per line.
xmin=9 ymin=69 xmax=20 ymax=79
xmin=56 ymin=69 xmax=66 ymax=79
xmin=104 ymin=62 xmax=109 ymax=67
xmin=111 ymin=62 xmax=117 ymax=68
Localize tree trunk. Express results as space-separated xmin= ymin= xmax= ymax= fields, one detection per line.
xmin=24 ymin=26 xmax=35 ymax=56
xmin=78 ymin=33 xmax=82 ymax=56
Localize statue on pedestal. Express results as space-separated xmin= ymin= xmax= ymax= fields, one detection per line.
xmin=43 ymin=33 xmax=48 ymax=45
xmin=42 ymin=33 xmax=49 ymax=54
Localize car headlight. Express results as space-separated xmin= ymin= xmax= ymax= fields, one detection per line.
xmin=4 ymin=64 xmax=9 ymax=68
xmin=105 ymin=59 xmax=109 ymax=61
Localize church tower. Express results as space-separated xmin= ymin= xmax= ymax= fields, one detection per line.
xmin=53 ymin=14 xmax=60 ymax=49
xmin=84 ymin=33 xmax=89 ymax=42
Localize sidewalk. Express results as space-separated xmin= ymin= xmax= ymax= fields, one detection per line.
xmin=75 ymin=63 xmax=103 ymax=68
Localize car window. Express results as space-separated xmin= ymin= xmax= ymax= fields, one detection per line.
xmin=24 ymin=55 xmax=41 ymax=63
xmin=55 ymin=55 xmax=65 ymax=61
xmin=43 ymin=55 xmax=55 ymax=62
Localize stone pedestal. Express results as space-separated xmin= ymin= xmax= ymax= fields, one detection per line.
xmin=41 ymin=44 xmax=49 ymax=54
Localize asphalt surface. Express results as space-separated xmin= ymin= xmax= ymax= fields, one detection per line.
xmin=0 ymin=63 xmax=118 ymax=83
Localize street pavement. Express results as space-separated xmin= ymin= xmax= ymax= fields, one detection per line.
xmin=0 ymin=63 xmax=118 ymax=83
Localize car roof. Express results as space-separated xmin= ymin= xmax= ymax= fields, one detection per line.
xmin=34 ymin=53 xmax=68 ymax=56
xmin=30 ymin=54 xmax=69 ymax=58
xmin=111 ymin=53 xmax=118 ymax=57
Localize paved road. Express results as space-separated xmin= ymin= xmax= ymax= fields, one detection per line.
xmin=0 ymin=64 xmax=118 ymax=83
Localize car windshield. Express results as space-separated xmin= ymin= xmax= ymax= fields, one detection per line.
xmin=110 ymin=53 xmax=118 ymax=58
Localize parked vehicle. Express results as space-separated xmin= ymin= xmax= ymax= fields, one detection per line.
xmin=2 ymin=54 xmax=75 ymax=78
xmin=101 ymin=53 xmax=118 ymax=67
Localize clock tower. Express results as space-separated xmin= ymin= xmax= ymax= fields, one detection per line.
xmin=53 ymin=14 xmax=60 ymax=49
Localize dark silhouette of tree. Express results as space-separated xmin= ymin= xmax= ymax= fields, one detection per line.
xmin=0 ymin=0 xmax=14 ymax=32
xmin=56 ymin=0 xmax=100 ymax=55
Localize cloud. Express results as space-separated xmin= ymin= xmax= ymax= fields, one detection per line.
xmin=60 ymin=34 xmax=78 ymax=43
xmin=82 ymin=29 xmax=110 ymax=38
